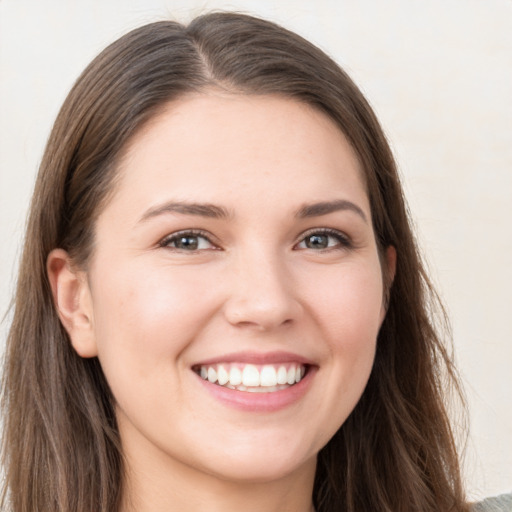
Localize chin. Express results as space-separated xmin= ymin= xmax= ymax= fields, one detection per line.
xmin=190 ymin=433 xmax=319 ymax=485
xmin=204 ymin=453 xmax=317 ymax=485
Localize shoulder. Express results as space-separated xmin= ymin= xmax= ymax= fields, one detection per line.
xmin=472 ymin=494 xmax=512 ymax=512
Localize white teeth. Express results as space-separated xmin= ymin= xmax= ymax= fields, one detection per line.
xmin=217 ymin=365 xmax=229 ymax=386
xmin=276 ymin=366 xmax=288 ymax=385
xmin=229 ymin=366 xmax=242 ymax=386
xmin=242 ymin=364 xmax=260 ymax=386
xmin=207 ymin=367 xmax=217 ymax=384
xmin=245 ymin=384 xmax=288 ymax=393
xmin=197 ymin=362 xmax=307 ymax=391
xmin=260 ymin=365 xmax=277 ymax=387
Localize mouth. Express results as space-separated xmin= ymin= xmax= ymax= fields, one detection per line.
xmin=192 ymin=362 xmax=308 ymax=393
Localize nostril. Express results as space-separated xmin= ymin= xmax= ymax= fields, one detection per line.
xmin=223 ymin=293 xmax=302 ymax=331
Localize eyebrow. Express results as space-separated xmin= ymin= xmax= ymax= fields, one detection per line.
xmin=296 ymin=200 xmax=368 ymax=223
xmin=139 ymin=201 xmax=232 ymax=223
xmin=138 ymin=199 xmax=367 ymax=224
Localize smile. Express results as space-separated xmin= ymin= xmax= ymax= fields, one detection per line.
xmin=194 ymin=363 xmax=307 ymax=392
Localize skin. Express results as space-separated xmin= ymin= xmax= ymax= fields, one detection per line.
xmin=48 ymin=93 xmax=395 ymax=512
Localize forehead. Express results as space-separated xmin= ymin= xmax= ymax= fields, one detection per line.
xmin=109 ymin=93 xmax=368 ymax=218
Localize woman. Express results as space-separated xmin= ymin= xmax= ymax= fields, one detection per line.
xmin=1 ymin=11 xmax=503 ymax=512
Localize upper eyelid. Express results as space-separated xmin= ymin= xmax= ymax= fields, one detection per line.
xmin=294 ymin=228 xmax=353 ymax=251
xmin=159 ymin=229 xmax=218 ymax=247
xmin=297 ymin=227 xmax=350 ymax=241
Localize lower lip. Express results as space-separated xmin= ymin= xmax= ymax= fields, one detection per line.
xmin=194 ymin=368 xmax=316 ymax=412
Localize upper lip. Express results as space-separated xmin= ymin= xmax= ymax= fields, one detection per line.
xmin=192 ymin=350 xmax=315 ymax=367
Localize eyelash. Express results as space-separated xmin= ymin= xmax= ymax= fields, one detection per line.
xmin=158 ymin=228 xmax=352 ymax=252
xmin=159 ymin=230 xmax=218 ymax=251
xmin=295 ymin=228 xmax=352 ymax=251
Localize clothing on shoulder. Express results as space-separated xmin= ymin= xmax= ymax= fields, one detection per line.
xmin=472 ymin=494 xmax=512 ymax=512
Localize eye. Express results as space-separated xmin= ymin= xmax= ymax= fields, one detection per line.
xmin=159 ymin=230 xmax=216 ymax=251
xmin=296 ymin=229 xmax=351 ymax=250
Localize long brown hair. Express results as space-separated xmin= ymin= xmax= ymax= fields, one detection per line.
xmin=2 ymin=12 xmax=468 ymax=512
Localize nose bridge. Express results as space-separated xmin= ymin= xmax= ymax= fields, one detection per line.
xmin=223 ymin=243 xmax=300 ymax=330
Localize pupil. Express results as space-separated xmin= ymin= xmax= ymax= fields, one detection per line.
xmin=178 ymin=236 xmax=198 ymax=250
xmin=307 ymin=234 xmax=328 ymax=249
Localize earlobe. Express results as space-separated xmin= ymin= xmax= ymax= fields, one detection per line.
xmin=47 ymin=249 xmax=98 ymax=358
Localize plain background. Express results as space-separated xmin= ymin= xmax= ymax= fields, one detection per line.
xmin=1 ymin=0 xmax=511 ymax=501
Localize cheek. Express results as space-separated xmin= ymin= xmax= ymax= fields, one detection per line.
xmin=304 ymin=263 xmax=383 ymax=427
xmin=303 ymin=261 xmax=385 ymax=347
xmin=89 ymin=261 xmax=220 ymax=370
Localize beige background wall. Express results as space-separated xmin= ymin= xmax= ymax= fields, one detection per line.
xmin=1 ymin=0 xmax=511 ymax=500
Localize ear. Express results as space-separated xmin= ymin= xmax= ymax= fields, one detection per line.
xmin=47 ymin=249 xmax=98 ymax=358
xmin=379 ymin=245 xmax=397 ymax=323
xmin=384 ymin=245 xmax=397 ymax=288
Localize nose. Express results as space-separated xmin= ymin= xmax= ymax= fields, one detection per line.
xmin=222 ymin=250 xmax=302 ymax=331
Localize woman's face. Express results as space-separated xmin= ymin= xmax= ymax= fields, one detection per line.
xmin=74 ymin=94 xmax=391 ymax=485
